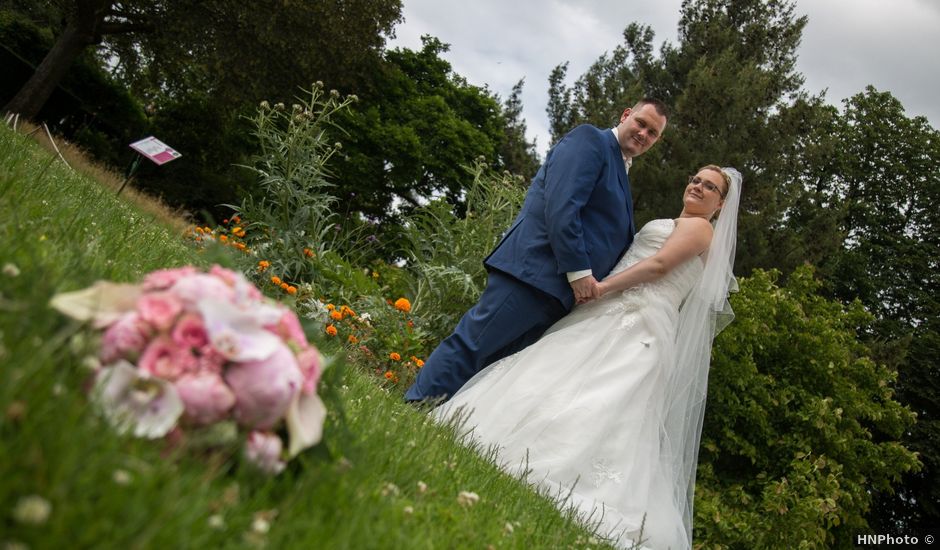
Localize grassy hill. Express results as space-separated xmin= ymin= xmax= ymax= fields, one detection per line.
xmin=0 ymin=125 xmax=608 ymax=549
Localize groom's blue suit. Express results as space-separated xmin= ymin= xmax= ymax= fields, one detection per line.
xmin=405 ymin=124 xmax=636 ymax=401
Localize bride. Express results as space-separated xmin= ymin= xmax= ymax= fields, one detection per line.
xmin=434 ymin=165 xmax=741 ymax=549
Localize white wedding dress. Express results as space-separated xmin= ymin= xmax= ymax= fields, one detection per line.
xmin=434 ymin=219 xmax=703 ymax=550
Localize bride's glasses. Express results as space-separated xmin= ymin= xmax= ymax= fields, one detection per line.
xmin=688 ymin=176 xmax=723 ymax=195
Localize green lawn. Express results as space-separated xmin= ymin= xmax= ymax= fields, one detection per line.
xmin=0 ymin=125 xmax=610 ymax=549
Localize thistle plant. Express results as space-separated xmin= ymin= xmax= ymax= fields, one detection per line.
xmin=230 ymin=84 xmax=357 ymax=286
xmin=399 ymin=161 xmax=526 ymax=340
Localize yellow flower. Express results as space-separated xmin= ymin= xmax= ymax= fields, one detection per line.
xmin=325 ymin=325 xmax=338 ymax=336
xmin=394 ymin=298 xmax=411 ymax=313
xmin=326 ymin=304 xmax=335 ymax=311
xmin=415 ymin=359 xmax=425 ymax=368
xmin=389 ymin=352 xmax=401 ymax=361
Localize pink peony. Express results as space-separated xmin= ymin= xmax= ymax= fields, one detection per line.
xmin=295 ymin=347 xmax=322 ymax=395
xmin=137 ymin=292 xmax=183 ymax=331
xmin=138 ymin=336 xmax=197 ymax=381
xmin=169 ymin=274 xmax=237 ymax=309
xmin=174 ymin=372 xmax=236 ymax=425
xmin=100 ymin=312 xmax=150 ymax=363
xmin=142 ymin=266 xmax=199 ymax=291
xmin=210 ymin=265 xmax=263 ymax=303
xmin=244 ymin=431 xmax=286 ymax=475
xmin=266 ymin=310 xmax=309 ymax=350
xmin=171 ymin=313 xmax=209 ymax=349
xmin=224 ymin=343 xmax=303 ymax=429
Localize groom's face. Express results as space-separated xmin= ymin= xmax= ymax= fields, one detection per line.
xmin=617 ymin=104 xmax=667 ymax=158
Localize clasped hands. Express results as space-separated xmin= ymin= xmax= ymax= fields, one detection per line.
xmin=571 ymin=275 xmax=605 ymax=305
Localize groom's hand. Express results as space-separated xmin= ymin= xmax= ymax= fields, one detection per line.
xmin=570 ymin=275 xmax=600 ymax=304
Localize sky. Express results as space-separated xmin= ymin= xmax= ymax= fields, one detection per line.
xmin=388 ymin=0 xmax=940 ymax=156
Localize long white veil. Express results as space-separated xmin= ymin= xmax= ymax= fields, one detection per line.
xmin=663 ymin=167 xmax=741 ymax=547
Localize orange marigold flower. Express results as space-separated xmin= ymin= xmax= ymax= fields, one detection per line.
xmin=303 ymin=248 xmax=315 ymax=258
xmin=326 ymin=303 xmax=335 ymax=311
xmin=394 ymin=298 xmax=411 ymax=313
xmin=325 ymin=325 xmax=338 ymax=336
xmin=195 ymin=226 xmax=204 ymax=234
xmin=415 ymin=359 xmax=425 ymax=368
xmin=286 ymin=286 xmax=297 ymax=295
xmin=271 ymin=276 xmax=282 ymax=285
xmin=340 ymin=305 xmax=355 ymax=317
xmin=389 ymin=352 xmax=401 ymax=361
xmin=219 ymin=235 xmax=228 ymax=243
xmin=203 ymin=226 xmax=212 ymax=233
xmin=234 ymin=229 xmax=246 ymax=238
xmin=232 ymin=216 xmax=241 ymax=223
xmin=258 ymin=261 xmax=270 ymax=271
xmin=384 ymin=371 xmax=394 ymax=380
xmin=280 ymin=282 xmax=289 ymax=291
xmin=407 ymin=320 xmax=414 ymax=328
xmin=234 ymin=242 xmax=246 ymax=251
xmin=330 ymin=310 xmax=343 ymax=321
xmin=348 ymin=335 xmax=359 ymax=344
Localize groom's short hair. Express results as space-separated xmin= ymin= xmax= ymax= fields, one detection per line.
xmin=633 ymin=98 xmax=669 ymax=119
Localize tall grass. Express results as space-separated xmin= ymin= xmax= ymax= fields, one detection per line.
xmin=0 ymin=125 xmax=610 ymax=549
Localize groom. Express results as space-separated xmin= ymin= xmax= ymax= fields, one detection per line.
xmin=405 ymin=98 xmax=668 ymax=402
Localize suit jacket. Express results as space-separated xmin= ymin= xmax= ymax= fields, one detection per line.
xmin=485 ymin=124 xmax=636 ymax=310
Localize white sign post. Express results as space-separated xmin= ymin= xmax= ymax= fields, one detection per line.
xmin=118 ymin=136 xmax=182 ymax=195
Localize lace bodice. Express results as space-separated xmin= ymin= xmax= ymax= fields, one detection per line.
xmin=603 ymin=218 xmax=703 ymax=313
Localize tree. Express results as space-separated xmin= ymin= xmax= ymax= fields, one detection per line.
xmin=3 ymin=0 xmax=404 ymax=119
xmin=498 ymin=79 xmax=539 ymax=181
xmin=697 ymin=267 xmax=918 ymax=547
xmin=330 ymin=36 xmax=507 ymax=223
xmin=804 ymin=87 xmax=940 ymax=530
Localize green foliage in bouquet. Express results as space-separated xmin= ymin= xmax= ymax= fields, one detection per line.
xmin=694 ymin=267 xmax=919 ymax=548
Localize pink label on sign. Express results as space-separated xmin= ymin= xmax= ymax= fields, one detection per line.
xmin=130 ymin=136 xmax=181 ymax=165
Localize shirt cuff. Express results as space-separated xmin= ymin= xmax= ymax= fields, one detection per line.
xmin=566 ymin=269 xmax=593 ymax=282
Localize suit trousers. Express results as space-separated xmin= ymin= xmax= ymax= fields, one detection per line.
xmin=404 ymin=269 xmax=568 ymax=402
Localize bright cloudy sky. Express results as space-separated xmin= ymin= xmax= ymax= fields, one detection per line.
xmin=388 ymin=0 xmax=940 ymax=156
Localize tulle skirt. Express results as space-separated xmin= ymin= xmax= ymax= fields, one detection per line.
xmin=435 ymin=291 xmax=688 ymax=550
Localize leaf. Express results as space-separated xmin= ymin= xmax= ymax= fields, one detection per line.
xmin=49 ymin=281 xmax=142 ymax=328
xmin=285 ymin=391 xmax=327 ymax=458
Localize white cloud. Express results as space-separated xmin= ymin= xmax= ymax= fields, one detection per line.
xmin=389 ymin=0 xmax=940 ymax=155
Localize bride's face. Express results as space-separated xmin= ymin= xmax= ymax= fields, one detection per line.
xmin=683 ymin=169 xmax=725 ymax=217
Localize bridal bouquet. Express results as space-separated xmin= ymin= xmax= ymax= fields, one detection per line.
xmin=50 ymin=265 xmax=326 ymax=475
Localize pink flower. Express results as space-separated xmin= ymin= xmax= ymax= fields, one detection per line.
xmin=138 ymin=336 xmax=196 ymax=381
xmin=100 ymin=312 xmax=150 ymax=363
xmin=198 ymin=299 xmax=283 ymax=362
xmin=295 ymin=347 xmax=322 ymax=395
xmin=210 ymin=265 xmax=263 ymax=303
xmin=142 ymin=266 xmax=198 ymax=291
xmin=171 ymin=313 xmax=209 ymax=349
xmin=170 ymin=274 xmax=236 ymax=308
xmin=93 ymin=361 xmax=183 ymax=439
xmin=224 ymin=342 xmax=303 ymax=429
xmin=244 ymin=431 xmax=285 ymax=475
xmin=137 ymin=292 xmax=183 ymax=331
xmin=197 ymin=346 xmax=227 ymax=374
xmin=174 ymin=372 xmax=236 ymax=425
xmin=266 ymin=310 xmax=309 ymax=350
